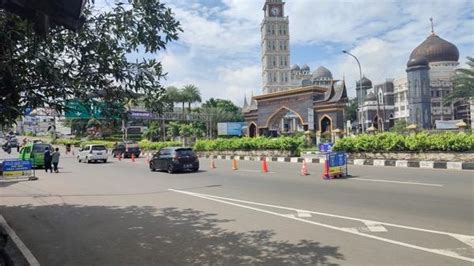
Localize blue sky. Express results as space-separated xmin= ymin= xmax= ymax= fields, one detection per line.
xmin=100 ymin=0 xmax=474 ymax=105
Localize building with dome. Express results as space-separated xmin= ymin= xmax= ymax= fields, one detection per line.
xmin=243 ymin=0 xmax=348 ymax=139
xmin=393 ymin=21 xmax=469 ymax=128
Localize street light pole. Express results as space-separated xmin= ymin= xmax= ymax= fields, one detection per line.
xmin=342 ymin=50 xmax=364 ymax=133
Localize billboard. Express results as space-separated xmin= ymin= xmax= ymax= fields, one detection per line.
xmin=217 ymin=122 xmax=246 ymax=136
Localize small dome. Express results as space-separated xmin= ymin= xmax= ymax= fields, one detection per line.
xmin=291 ymin=64 xmax=300 ymax=71
xmin=356 ymin=76 xmax=372 ymax=88
xmin=409 ymin=34 xmax=459 ymax=63
xmin=312 ymin=66 xmax=333 ymax=80
xmin=407 ymin=56 xmax=429 ymax=68
xmin=301 ymin=64 xmax=310 ymax=71
xmin=365 ymin=92 xmax=376 ymax=102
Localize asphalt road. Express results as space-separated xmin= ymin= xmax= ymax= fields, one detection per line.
xmin=0 ymin=148 xmax=473 ymax=265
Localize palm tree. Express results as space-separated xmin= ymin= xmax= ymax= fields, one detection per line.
xmin=444 ymin=56 xmax=474 ymax=104
xmin=182 ymin=84 xmax=201 ymax=112
xmin=165 ymin=86 xmax=181 ymax=111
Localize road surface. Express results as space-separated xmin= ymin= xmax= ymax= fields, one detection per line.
xmin=0 ymin=148 xmax=473 ymax=265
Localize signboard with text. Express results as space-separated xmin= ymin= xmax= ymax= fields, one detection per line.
xmin=1 ymin=159 xmax=33 ymax=180
xmin=319 ymin=142 xmax=333 ymax=152
xmin=217 ymin=122 xmax=246 ymax=136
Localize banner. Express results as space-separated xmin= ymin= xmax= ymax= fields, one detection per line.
xmin=1 ymin=159 xmax=33 ymax=180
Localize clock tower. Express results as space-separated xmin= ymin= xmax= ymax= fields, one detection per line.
xmin=261 ymin=0 xmax=290 ymax=94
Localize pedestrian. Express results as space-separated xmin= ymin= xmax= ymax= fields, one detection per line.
xmin=52 ymin=148 xmax=60 ymax=173
xmin=44 ymin=147 xmax=53 ymax=173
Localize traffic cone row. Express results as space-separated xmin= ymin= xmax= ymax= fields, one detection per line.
xmin=322 ymin=159 xmax=330 ymax=179
xmin=261 ymin=157 xmax=269 ymax=173
xmin=300 ymin=159 xmax=309 ymax=176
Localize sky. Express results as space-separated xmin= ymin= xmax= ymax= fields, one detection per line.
xmin=100 ymin=0 xmax=474 ymax=106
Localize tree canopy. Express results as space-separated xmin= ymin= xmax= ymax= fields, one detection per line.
xmin=445 ymin=56 xmax=474 ymax=104
xmin=0 ymin=1 xmax=182 ymax=125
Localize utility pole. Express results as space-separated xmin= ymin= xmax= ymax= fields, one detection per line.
xmin=342 ymin=50 xmax=364 ymax=133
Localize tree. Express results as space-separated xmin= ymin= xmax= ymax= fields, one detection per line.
xmin=181 ymin=84 xmax=201 ymax=112
xmin=202 ymin=98 xmax=240 ymax=114
xmin=142 ymin=121 xmax=160 ymax=141
xmin=0 ymin=1 xmax=182 ymax=126
xmin=390 ymin=120 xmax=408 ymax=134
xmin=164 ymin=86 xmax=181 ymax=111
xmin=346 ymin=98 xmax=358 ymax=123
xmin=444 ymin=56 xmax=474 ymax=104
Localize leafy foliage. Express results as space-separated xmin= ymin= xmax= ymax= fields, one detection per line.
xmin=333 ymin=132 xmax=474 ymax=152
xmin=444 ymin=56 xmax=474 ymax=104
xmin=0 ymin=1 xmax=181 ymax=125
xmin=193 ymin=137 xmax=304 ymax=153
xmin=138 ymin=140 xmax=182 ymax=151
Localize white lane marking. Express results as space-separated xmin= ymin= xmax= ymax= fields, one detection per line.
xmin=363 ymin=221 xmax=388 ymax=232
xmin=170 ymin=189 xmax=474 ymax=262
xmin=169 ymin=189 xmax=474 ymax=262
xmin=349 ymin=178 xmax=443 ymax=187
xmin=296 ymin=211 xmax=312 ymax=218
xmin=170 ymin=189 xmax=473 ymax=262
xmin=0 ymin=215 xmax=41 ymax=266
xmin=234 ymin=169 xmax=275 ymax=174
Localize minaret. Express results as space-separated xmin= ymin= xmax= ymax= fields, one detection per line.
xmin=261 ymin=0 xmax=290 ymax=94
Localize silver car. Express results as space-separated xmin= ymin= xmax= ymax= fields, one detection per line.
xmin=77 ymin=144 xmax=109 ymax=163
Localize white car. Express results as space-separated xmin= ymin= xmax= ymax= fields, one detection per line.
xmin=77 ymin=144 xmax=109 ymax=163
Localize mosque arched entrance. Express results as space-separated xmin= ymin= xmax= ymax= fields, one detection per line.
xmin=266 ymin=107 xmax=304 ymax=136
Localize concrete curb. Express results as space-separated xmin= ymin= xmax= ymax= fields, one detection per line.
xmin=200 ymin=155 xmax=473 ymax=171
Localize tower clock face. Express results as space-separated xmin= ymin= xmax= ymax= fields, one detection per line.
xmin=270 ymin=7 xmax=280 ymax=16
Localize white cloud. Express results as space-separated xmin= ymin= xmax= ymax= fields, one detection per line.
xmin=154 ymin=0 xmax=474 ymax=105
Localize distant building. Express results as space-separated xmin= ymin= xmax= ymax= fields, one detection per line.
xmin=243 ymin=0 xmax=348 ymax=139
xmin=393 ymin=76 xmax=409 ymax=121
xmin=389 ymin=20 xmax=471 ymax=129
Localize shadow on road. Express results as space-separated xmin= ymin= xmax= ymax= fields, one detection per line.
xmin=1 ymin=204 xmax=344 ymax=265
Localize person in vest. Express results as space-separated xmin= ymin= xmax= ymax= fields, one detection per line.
xmin=44 ymin=147 xmax=53 ymax=173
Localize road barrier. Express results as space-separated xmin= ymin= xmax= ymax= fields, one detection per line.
xmin=300 ymin=159 xmax=309 ymax=176
xmin=0 ymin=159 xmax=37 ymax=181
xmin=261 ymin=157 xmax=269 ymax=173
xmin=322 ymin=152 xmax=348 ymax=179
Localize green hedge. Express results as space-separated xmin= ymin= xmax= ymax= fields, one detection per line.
xmin=138 ymin=140 xmax=182 ymax=151
xmin=193 ymin=137 xmax=304 ymax=153
xmin=333 ymin=132 xmax=474 ymax=152
xmin=54 ymin=138 xmax=181 ymax=150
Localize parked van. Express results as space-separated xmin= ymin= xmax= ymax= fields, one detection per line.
xmin=19 ymin=143 xmax=53 ymax=168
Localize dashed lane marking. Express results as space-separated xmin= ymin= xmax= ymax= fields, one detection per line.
xmin=349 ymin=178 xmax=443 ymax=187
xmin=169 ymin=189 xmax=473 ymax=263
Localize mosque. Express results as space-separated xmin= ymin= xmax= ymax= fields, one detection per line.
xmin=243 ymin=0 xmax=348 ymax=140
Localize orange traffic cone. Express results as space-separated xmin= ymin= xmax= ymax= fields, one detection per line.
xmin=145 ymin=153 xmax=150 ymax=164
xmin=261 ymin=157 xmax=269 ymax=173
xmin=131 ymin=153 xmax=136 ymax=162
xmin=118 ymin=153 xmax=122 ymax=161
xmin=300 ymin=160 xmax=309 ymax=176
xmin=231 ymin=159 xmax=238 ymax=170
xmin=72 ymin=149 xmax=75 ymax=156
xmin=322 ymin=160 xmax=330 ymax=179
xmin=210 ymin=159 xmax=216 ymax=169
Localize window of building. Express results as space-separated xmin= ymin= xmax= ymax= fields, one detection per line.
xmin=401 ymin=106 xmax=405 ymax=111
xmin=271 ymin=25 xmax=275 ymax=35
xmin=436 ymin=91 xmax=440 ymax=97
xmin=432 ymin=102 xmax=441 ymax=107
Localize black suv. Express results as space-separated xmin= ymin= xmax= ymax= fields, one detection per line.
xmin=149 ymin=147 xmax=199 ymax=173
xmin=111 ymin=141 xmax=141 ymax=158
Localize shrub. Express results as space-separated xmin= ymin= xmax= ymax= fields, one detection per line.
xmin=193 ymin=136 xmax=304 ymax=154
xmin=333 ymin=132 xmax=474 ymax=153
xmin=138 ymin=140 xmax=182 ymax=151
